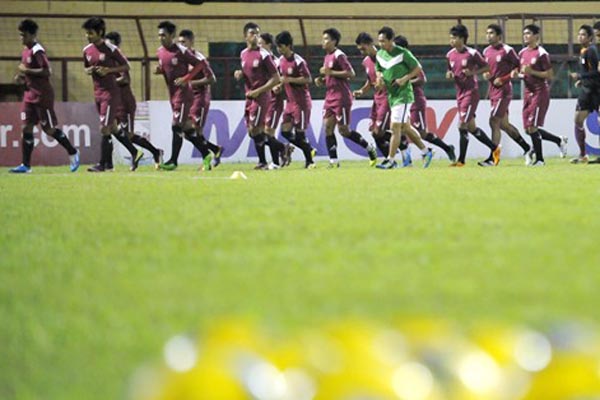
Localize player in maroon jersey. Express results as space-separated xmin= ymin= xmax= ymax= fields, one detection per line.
xmin=446 ymin=24 xmax=500 ymax=167
xmin=516 ymin=24 xmax=568 ymax=166
xmin=10 ymin=19 xmax=79 ymax=174
xmin=154 ymin=20 xmax=212 ymax=171
xmin=105 ymin=31 xmax=163 ymax=170
xmin=233 ymin=22 xmax=281 ymax=170
xmin=314 ymin=28 xmax=377 ymax=168
xmin=82 ymin=17 xmax=142 ymax=172
xmin=177 ymin=29 xmax=224 ymax=168
xmin=275 ymin=30 xmax=316 ymax=168
xmin=480 ymin=24 xmax=532 ymax=166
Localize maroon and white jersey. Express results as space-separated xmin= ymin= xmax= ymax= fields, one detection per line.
xmin=240 ymin=47 xmax=278 ymax=92
xmin=446 ymin=46 xmax=487 ymax=92
xmin=188 ymin=49 xmax=215 ymax=102
xmin=519 ymin=45 xmax=551 ymax=93
xmin=362 ymin=54 xmax=387 ymax=104
xmin=279 ymin=52 xmax=312 ymax=107
xmin=21 ymin=42 xmax=54 ymax=105
xmin=157 ymin=43 xmax=202 ymax=97
xmin=412 ymin=70 xmax=428 ymax=107
xmin=83 ymin=40 xmax=128 ymax=99
xmin=484 ymin=43 xmax=519 ymax=82
xmin=323 ymin=49 xmax=353 ymax=104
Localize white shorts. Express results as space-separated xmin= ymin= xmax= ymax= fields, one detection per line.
xmin=390 ymin=103 xmax=412 ymax=124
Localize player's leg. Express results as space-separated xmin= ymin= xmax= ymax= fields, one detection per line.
xmin=338 ymin=104 xmax=376 ymax=166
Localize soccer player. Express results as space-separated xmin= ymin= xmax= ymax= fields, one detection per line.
xmin=275 ymin=30 xmax=316 ymax=168
xmin=314 ymin=28 xmax=377 ymax=168
xmin=176 ymin=29 xmax=224 ymax=167
xmin=82 ymin=17 xmax=141 ymax=172
xmin=154 ymin=21 xmax=212 ymax=171
xmin=569 ymin=24 xmax=600 ymax=164
xmin=233 ymin=22 xmax=281 ymax=170
xmin=394 ymin=35 xmax=456 ymax=165
xmin=258 ymin=32 xmax=292 ymax=168
xmin=105 ymin=31 xmax=163 ymax=170
xmin=517 ymin=24 xmax=568 ymax=166
xmin=10 ymin=19 xmax=79 ymax=173
xmin=446 ymin=24 xmax=500 ymax=166
xmin=374 ymin=26 xmax=433 ymax=169
xmin=354 ymin=32 xmax=393 ymax=159
xmin=480 ymin=24 xmax=532 ymax=167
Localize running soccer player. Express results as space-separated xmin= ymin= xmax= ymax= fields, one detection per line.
xmin=82 ymin=17 xmax=140 ymax=172
xmin=154 ymin=20 xmax=212 ymax=171
xmin=374 ymin=26 xmax=433 ymax=169
xmin=233 ymin=22 xmax=281 ymax=170
xmin=105 ymin=31 xmax=163 ymax=169
xmin=446 ymin=24 xmax=500 ymax=166
xmin=394 ymin=34 xmax=456 ymax=165
xmin=354 ymin=32 xmax=393 ymax=159
xmin=176 ymin=29 xmax=224 ymax=167
xmin=314 ymin=28 xmax=377 ymax=168
xmin=569 ymin=24 xmax=600 ymax=164
xmin=275 ymin=30 xmax=316 ymax=168
xmin=480 ymin=24 xmax=532 ymax=167
xmin=10 ymin=19 xmax=79 ymax=173
xmin=517 ymin=24 xmax=568 ymax=166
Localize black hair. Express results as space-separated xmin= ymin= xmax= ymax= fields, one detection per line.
xmin=178 ymin=29 xmax=194 ymax=40
xmin=593 ymin=21 xmax=600 ymax=31
xmin=378 ymin=26 xmax=395 ymax=41
xmin=355 ymin=32 xmax=373 ymax=45
xmin=523 ymin=24 xmax=540 ymax=35
xmin=259 ymin=32 xmax=274 ymax=46
xmin=105 ymin=31 xmax=121 ymax=47
xmin=449 ymin=24 xmax=469 ymax=44
xmin=579 ymin=24 xmax=593 ymax=38
xmin=275 ymin=31 xmax=293 ymax=47
xmin=487 ymin=23 xmax=502 ymax=36
xmin=323 ymin=28 xmax=341 ymax=46
xmin=18 ymin=19 xmax=38 ymax=35
xmin=82 ymin=17 xmax=106 ymax=37
xmin=157 ymin=21 xmax=176 ymax=35
xmin=394 ymin=35 xmax=408 ymax=48
xmin=243 ymin=22 xmax=260 ymax=35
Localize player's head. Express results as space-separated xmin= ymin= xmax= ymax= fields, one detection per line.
xmin=394 ymin=35 xmax=409 ymax=48
xmin=486 ymin=24 xmax=502 ymax=45
xmin=243 ymin=22 xmax=260 ymax=47
xmin=157 ymin=21 xmax=176 ymax=47
xmin=82 ymin=17 xmax=106 ymax=43
xmin=355 ymin=32 xmax=374 ymax=55
xmin=578 ymin=24 xmax=593 ymax=46
xmin=377 ymin=26 xmax=395 ymax=52
xmin=275 ymin=30 xmax=294 ymax=56
xmin=449 ymin=24 xmax=468 ymax=47
xmin=18 ymin=19 xmax=38 ymax=46
xmin=178 ymin=29 xmax=194 ymax=48
xmin=259 ymin=32 xmax=274 ymax=51
xmin=105 ymin=31 xmax=121 ymax=47
xmin=523 ymin=24 xmax=540 ymax=46
xmin=322 ymin=28 xmax=341 ymax=51
xmin=594 ymin=21 xmax=600 ymax=43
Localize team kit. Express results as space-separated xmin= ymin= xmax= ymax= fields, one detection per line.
xmin=9 ymin=18 xmax=600 ymax=173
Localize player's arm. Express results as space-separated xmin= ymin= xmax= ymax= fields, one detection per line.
xmin=18 ymin=53 xmax=50 ymax=77
xmin=524 ymin=54 xmax=553 ymax=80
xmin=353 ymin=80 xmax=372 ymax=97
xmin=247 ymin=55 xmax=281 ymax=98
xmin=96 ymin=50 xmax=130 ymax=77
xmin=189 ymin=61 xmax=217 ymax=88
xmin=321 ymin=53 xmax=355 ymax=79
xmin=83 ymin=52 xmax=96 ymax=75
xmin=394 ymin=52 xmax=422 ymax=86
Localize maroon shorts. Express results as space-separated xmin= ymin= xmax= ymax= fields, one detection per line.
xmin=410 ymin=100 xmax=427 ymax=131
xmin=282 ymin=102 xmax=311 ymax=131
xmin=489 ymin=86 xmax=511 ymax=118
xmin=190 ymin=96 xmax=210 ymax=129
xmin=265 ymin=94 xmax=284 ymax=130
xmin=117 ymin=94 xmax=136 ymax=132
xmin=21 ymin=101 xmax=58 ymax=129
xmin=245 ymin=92 xmax=271 ymax=130
xmin=95 ymin=95 xmax=121 ymax=128
xmin=170 ymin=91 xmax=193 ymax=126
xmin=456 ymin=89 xmax=479 ymax=124
xmin=522 ymin=88 xmax=549 ymax=129
xmin=369 ymin=98 xmax=391 ymax=133
xmin=323 ymin=99 xmax=352 ymax=126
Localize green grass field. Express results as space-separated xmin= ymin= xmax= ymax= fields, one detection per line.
xmin=1 ymin=158 xmax=600 ymax=400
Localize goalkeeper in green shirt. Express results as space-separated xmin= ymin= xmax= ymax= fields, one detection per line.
xmin=375 ymin=26 xmax=433 ymax=169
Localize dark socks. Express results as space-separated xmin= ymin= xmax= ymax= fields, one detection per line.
xmin=113 ymin=129 xmax=138 ymax=157
xmin=131 ymin=134 xmax=160 ymax=157
xmin=399 ymin=135 xmax=409 ymax=151
xmin=326 ymin=135 xmax=338 ymax=159
xmin=348 ymin=130 xmax=369 ymax=149
xmin=511 ymin=133 xmax=531 ymax=152
xmin=22 ymin=132 xmax=34 ymax=167
xmin=471 ymin=127 xmax=496 ymax=150
xmin=574 ymin=125 xmax=586 ymax=156
xmin=374 ymin=135 xmax=390 ymax=157
xmin=267 ymin=135 xmax=285 ymax=165
xmin=101 ymin=135 xmax=113 ymax=166
xmin=51 ymin=129 xmax=77 ymax=155
xmin=531 ymin=130 xmax=543 ymax=161
xmin=458 ymin=128 xmax=469 ymax=163
xmin=169 ymin=126 xmax=183 ymax=164
xmin=253 ymin=133 xmax=268 ymax=164
xmin=424 ymin=132 xmax=451 ymax=153
xmin=538 ymin=128 xmax=561 ymax=145
xmin=184 ymin=129 xmax=210 ymax=158
xmin=295 ymin=131 xmax=314 ymax=162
